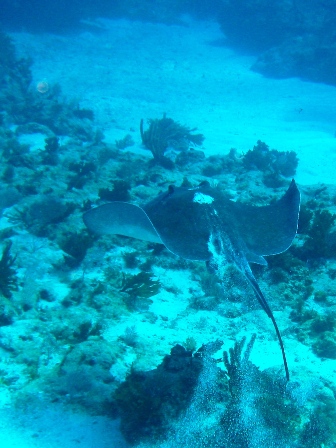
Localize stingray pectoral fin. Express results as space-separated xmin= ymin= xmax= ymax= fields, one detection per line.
xmin=83 ymin=202 xmax=163 ymax=244
xmin=233 ymin=179 xmax=300 ymax=257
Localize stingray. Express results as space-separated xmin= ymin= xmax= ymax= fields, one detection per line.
xmin=83 ymin=180 xmax=300 ymax=380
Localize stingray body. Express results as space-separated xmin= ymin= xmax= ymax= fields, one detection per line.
xmin=84 ymin=180 xmax=300 ymax=380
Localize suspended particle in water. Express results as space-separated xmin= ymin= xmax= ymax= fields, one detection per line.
xmin=36 ymin=79 xmax=49 ymax=94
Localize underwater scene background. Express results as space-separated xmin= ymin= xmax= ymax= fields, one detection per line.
xmin=1 ymin=1 xmax=336 ymax=447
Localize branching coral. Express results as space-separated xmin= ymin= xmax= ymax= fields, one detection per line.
xmin=221 ymin=335 xmax=303 ymax=446
xmin=140 ymin=113 xmax=204 ymax=167
xmin=223 ymin=333 xmax=257 ymax=397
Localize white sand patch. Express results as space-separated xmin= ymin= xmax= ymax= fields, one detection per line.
xmin=17 ymin=133 xmax=47 ymax=152
xmin=0 ymin=404 xmax=129 ymax=448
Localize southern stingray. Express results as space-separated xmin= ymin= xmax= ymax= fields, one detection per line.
xmin=83 ymin=180 xmax=300 ymax=380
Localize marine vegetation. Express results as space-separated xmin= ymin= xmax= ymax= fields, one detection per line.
xmin=99 ymin=180 xmax=131 ymax=202
xmin=0 ymin=31 xmax=32 ymax=121
xmin=112 ymin=337 xmax=336 ymax=447
xmin=67 ymin=160 xmax=97 ymax=190
xmin=220 ymin=336 xmax=312 ymax=447
xmin=115 ymin=134 xmax=135 ymax=150
xmin=243 ymin=140 xmax=299 ymax=186
xmin=58 ymin=231 xmax=95 ymax=268
xmin=298 ymin=209 xmax=336 ymax=260
xmin=42 ymin=136 xmax=60 ymax=166
xmin=0 ymin=241 xmax=18 ymax=299
xmin=0 ymin=30 xmax=97 ymax=141
xmin=140 ymin=113 xmax=204 ymax=167
xmin=7 ymin=196 xmax=75 ymax=237
xmin=223 ymin=333 xmax=257 ymax=396
xmin=122 ymin=250 xmax=139 ymax=269
xmin=312 ymin=330 xmax=336 ymax=359
xmin=120 ymin=271 xmax=161 ymax=311
xmin=114 ymin=344 xmax=204 ymax=445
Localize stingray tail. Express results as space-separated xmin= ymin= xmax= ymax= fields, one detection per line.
xmin=244 ymin=267 xmax=290 ymax=382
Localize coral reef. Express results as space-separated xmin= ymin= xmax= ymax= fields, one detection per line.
xmin=99 ymin=180 xmax=131 ymax=202
xmin=0 ymin=31 xmax=32 ymax=120
xmin=115 ymin=134 xmax=135 ymax=150
xmin=140 ymin=114 xmax=204 ymax=167
xmin=298 ymin=209 xmax=336 ymax=260
xmin=7 ymin=196 xmax=75 ymax=238
xmin=0 ymin=32 xmax=96 ymax=141
xmin=112 ymin=337 xmax=336 ymax=447
xmin=58 ymin=231 xmax=95 ymax=268
xmin=221 ymin=336 xmax=336 ymax=447
xmin=114 ymin=344 xmax=204 ymax=445
xmin=243 ymin=140 xmax=298 ymax=186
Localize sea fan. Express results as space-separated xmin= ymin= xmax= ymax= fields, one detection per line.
xmin=0 ymin=241 xmax=18 ymax=299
